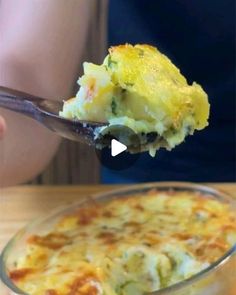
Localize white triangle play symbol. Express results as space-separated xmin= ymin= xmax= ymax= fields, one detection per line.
xmin=111 ymin=139 xmax=127 ymax=157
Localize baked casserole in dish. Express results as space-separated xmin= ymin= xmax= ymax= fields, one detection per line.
xmin=1 ymin=183 xmax=235 ymax=295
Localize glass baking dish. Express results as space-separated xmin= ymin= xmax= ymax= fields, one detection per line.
xmin=1 ymin=182 xmax=236 ymax=295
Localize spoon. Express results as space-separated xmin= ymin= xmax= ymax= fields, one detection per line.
xmin=0 ymin=86 xmax=108 ymax=145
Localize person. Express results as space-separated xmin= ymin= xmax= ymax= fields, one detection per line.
xmin=0 ymin=0 xmax=107 ymax=186
xmin=1 ymin=0 xmax=235 ymax=186
xmin=0 ymin=116 xmax=6 ymax=139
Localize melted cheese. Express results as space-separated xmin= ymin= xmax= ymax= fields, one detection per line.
xmin=9 ymin=190 xmax=236 ymax=295
xmin=60 ymin=44 xmax=210 ymax=156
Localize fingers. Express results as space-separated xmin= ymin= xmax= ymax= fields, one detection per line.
xmin=0 ymin=116 xmax=6 ymax=139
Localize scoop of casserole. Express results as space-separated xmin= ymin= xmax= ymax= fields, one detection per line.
xmin=60 ymin=44 xmax=210 ymax=156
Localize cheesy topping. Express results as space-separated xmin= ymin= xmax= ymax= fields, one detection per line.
xmin=9 ymin=190 xmax=236 ymax=295
xmin=60 ymin=44 xmax=210 ymax=156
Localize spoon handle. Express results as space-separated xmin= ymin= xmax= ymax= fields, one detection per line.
xmin=0 ymin=86 xmax=106 ymax=144
xmin=0 ymin=86 xmax=42 ymax=119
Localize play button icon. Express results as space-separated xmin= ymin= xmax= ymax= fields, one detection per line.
xmin=111 ymin=139 xmax=127 ymax=157
xmin=95 ymin=125 xmax=141 ymax=170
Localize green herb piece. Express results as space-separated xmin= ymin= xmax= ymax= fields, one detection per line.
xmin=108 ymin=55 xmax=118 ymax=68
xmin=124 ymin=82 xmax=134 ymax=87
xmin=111 ymin=97 xmax=117 ymax=115
xmin=138 ymin=48 xmax=145 ymax=57
xmin=169 ymin=126 xmax=177 ymax=135
xmin=119 ymin=280 xmax=136 ymax=290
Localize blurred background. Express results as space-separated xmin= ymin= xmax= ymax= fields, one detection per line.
xmin=2 ymin=0 xmax=234 ymax=185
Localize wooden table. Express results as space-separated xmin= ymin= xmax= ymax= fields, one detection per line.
xmin=0 ymin=183 xmax=235 ymax=293
xmin=0 ymin=185 xmax=120 ymax=252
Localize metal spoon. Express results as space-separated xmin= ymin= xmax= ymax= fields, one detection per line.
xmin=0 ymin=86 xmax=108 ymax=145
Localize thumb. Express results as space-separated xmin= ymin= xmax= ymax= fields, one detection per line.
xmin=0 ymin=116 xmax=6 ymax=139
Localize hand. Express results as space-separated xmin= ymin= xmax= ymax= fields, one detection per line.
xmin=0 ymin=116 xmax=6 ymax=139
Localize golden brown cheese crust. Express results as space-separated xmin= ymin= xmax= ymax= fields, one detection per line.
xmin=9 ymin=190 xmax=236 ymax=295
